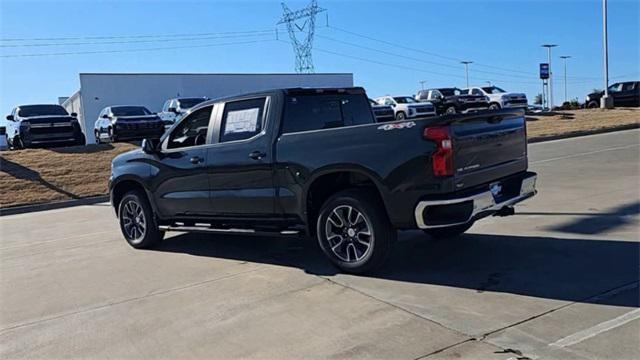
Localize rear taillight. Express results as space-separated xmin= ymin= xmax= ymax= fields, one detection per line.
xmin=423 ymin=126 xmax=454 ymax=177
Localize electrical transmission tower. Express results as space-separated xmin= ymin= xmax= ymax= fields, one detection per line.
xmin=278 ymin=0 xmax=326 ymax=73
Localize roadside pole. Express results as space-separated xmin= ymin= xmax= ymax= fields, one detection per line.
xmin=601 ymin=0 xmax=613 ymax=108
xmin=461 ymin=61 xmax=473 ymax=88
xmin=560 ymin=56 xmax=571 ymax=104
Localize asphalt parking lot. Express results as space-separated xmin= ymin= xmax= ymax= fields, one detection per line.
xmin=1 ymin=130 xmax=638 ymax=359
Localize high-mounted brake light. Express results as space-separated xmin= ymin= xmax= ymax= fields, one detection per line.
xmin=423 ymin=126 xmax=454 ymax=177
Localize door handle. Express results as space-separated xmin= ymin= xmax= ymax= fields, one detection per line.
xmin=190 ymin=156 xmax=203 ymax=164
xmin=249 ymin=151 xmax=266 ymax=160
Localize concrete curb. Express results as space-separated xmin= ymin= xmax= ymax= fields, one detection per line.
xmin=0 ymin=195 xmax=109 ymax=216
xmin=1 ymin=125 xmax=638 ymax=217
xmin=528 ymin=123 xmax=639 ymax=143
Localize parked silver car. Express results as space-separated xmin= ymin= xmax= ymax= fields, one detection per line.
xmin=158 ymin=97 xmax=208 ymax=128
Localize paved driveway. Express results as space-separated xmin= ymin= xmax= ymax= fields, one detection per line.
xmin=1 ymin=130 xmax=638 ymax=359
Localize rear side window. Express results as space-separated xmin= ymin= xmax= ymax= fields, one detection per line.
xmin=219 ymin=98 xmax=266 ymax=143
xmin=283 ymin=94 xmax=373 ymax=134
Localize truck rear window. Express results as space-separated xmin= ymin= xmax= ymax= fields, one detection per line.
xmin=283 ymin=94 xmax=373 ymax=134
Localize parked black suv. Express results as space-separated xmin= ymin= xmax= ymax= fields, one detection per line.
xmin=2 ymin=104 xmax=85 ymax=149
xmin=416 ymin=88 xmax=490 ymax=115
xmin=585 ymin=81 xmax=640 ymax=108
xmin=109 ymin=87 xmax=537 ymax=273
xmin=94 ymin=106 xmax=164 ymax=143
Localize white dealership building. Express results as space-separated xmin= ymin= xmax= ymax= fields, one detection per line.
xmin=62 ymin=73 xmax=354 ymax=144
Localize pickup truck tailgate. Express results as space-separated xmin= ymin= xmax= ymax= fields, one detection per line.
xmin=451 ymin=111 xmax=527 ymax=189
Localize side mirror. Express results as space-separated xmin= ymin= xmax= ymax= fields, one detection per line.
xmin=168 ymin=107 xmax=178 ymax=113
xmin=6 ymin=115 xmax=14 ymax=121
xmin=141 ymin=138 xmax=160 ymax=154
xmin=101 ymin=114 xmax=109 ymax=119
xmin=71 ymin=112 xmax=78 ymax=117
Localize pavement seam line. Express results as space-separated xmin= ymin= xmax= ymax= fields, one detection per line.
xmin=530 ymin=143 xmax=640 ymax=164
xmin=549 ymin=308 xmax=640 ymax=348
xmin=0 ymin=266 xmax=264 ymax=334
xmin=478 ymin=279 xmax=640 ymax=341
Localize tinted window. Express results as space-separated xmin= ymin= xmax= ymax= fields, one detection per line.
xmin=393 ymin=96 xmax=418 ymax=104
xmin=283 ymin=94 xmax=373 ymax=134
xmin=167 ymin=105 xmax=212 ymax=149
xmin=18 ymin=105 xmax=68 ymax=117
xmin=178 ymin=98 xmax=206 ymax=109
xmin=608 ymin=83 xmax=623 ymax=93
xmin=482 ymin=86 xmax=506 ymax=94
xmin=220 ymin=98 xmax=266 ymax=143
xmin=622 ymin=82 xmax=636 ymax=91
xmin=111 ymin=106 xmax=151 ymax=116
xmin=471 ymin=89 xmax=483 ymax=96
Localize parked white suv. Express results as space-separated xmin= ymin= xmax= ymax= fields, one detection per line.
xmin=374 ymin=96 xmax=436 ymax=120
xmin=158 ymin=97 xmax=208 ymax=128
xmin=463 ymin=86 xmax=528 ymax=110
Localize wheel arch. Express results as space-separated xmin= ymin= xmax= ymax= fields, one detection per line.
xmin=303 ymin=166 xmax=390 ymax=235
xmin=110 ymin=176 xmax=155 ymax=217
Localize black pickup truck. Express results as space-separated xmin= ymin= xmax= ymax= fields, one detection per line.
xmin=3 ymin=104 xmax=85 ymax=149
xmin=416 ymin=88 xmax=490 ymax=115
xmin=110 ymin=87 xmax=537 ymax=273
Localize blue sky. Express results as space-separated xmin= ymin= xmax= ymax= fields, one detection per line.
xmin=1 ymin=0 xmax=638 ymax=113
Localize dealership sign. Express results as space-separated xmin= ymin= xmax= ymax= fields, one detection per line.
xmin=539 ymin=63 xmax=549 ymax=79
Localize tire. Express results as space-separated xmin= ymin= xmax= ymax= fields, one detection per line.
xmin=316 ymin=188 xmax=396 ymax=274
xmin=118 ymin=190 xmax=164 ymax=249
xmin=75 ymin=133 xmax=86 ymax=146
xmin=108 ymin=127 xmax=116 ymax=143
xmin=10 ymin=136 xmax=23 ymax=150
xmin=95 ymin=130 xmax=101 ymax=144
xmin=423 ymin=222 xmax=474 ymax=239
xmin=445 ymin=106 xmax=457 ymax=115
xmin=395 ymin=111 xmax=406 ymax=120
xmin=587 ymin=101 xmax=599 ymax=109
xmin=489 ymin=103 xmax=501 ymax=110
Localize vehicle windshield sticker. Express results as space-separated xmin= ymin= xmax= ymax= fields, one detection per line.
xmin=377 ymin=121 xmax=416 ymax=131
xmin=224 ymin=108 xmax=260 ymax=134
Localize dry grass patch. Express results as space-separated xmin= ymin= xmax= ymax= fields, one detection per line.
xmin=526 ymin=107 xmax=639 ymax=139
xmin=1 ymin=143 xmax=136 ymax=208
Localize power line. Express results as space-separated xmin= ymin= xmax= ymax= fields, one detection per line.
xmin=0 ymin=32 xmax=275 ymax=48
xmin=0 ymin=38 xmax=276 ymax=58
xmin=326 ymin=25 xmax=602 ymax=81
xmin=316 ymin=34 xmax=545 ymax=81
xmin=0 ymin=29 xmax=275 ymax=42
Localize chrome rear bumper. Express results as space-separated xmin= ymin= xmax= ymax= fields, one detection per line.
xmin=415 ymin=174 xmax=537 ymax=229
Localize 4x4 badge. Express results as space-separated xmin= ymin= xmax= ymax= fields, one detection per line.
xmin=377 ymin=121 xmax=416 ymax=131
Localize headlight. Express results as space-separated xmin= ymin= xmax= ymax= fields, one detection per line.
xmin=586 ymin=95 xmax=591 ymax=101
xmin=19 ymin=121 xmax=30 ymax=130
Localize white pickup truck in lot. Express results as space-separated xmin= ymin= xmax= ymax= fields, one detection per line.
xmin=374 ymin=95 xmax=436 ymax=120
xmin=463 ymin=86 xmax=528 ymax=110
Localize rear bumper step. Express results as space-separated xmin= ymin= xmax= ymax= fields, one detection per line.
xmin=414 ymin=173 xmax=537 ymax=229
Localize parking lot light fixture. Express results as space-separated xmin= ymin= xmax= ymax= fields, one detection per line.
xmin=542 ymin=44 xmax=558 ymax=110
xmin=601 ymin=0 xmax=613 ymax=109
xmin=461 ymin=61 xmax=473 ymax=88
xmin=560 ymin=56 xmax=572 ymax=104
xmin=420 ymin=80 xmax=427 ymax=90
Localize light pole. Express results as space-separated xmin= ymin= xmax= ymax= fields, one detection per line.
xmin=461 ymin=61 xmax=473 ymax=88
xmin=601 ymin=0 xmax=612 ymax=108
xmin=542 ymin=44 xmax=558 ymax=109
xmin=419 ymin=80 xmax=427 ymax=90
xmin=560 ymin=55 xmax=571 ymax=104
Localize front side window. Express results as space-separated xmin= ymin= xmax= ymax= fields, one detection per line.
xmin=608 ymin=83 xmax=623 ymax=93
xmin=393 ymin=96 xmax=418 ymax=104
xmin=472 ymin=89 xmax=483 ymax=96
xmin=167 ymin=105 xmax=212 ymax=149
xmin=220 ymin=98 xmax=266 ymax=143
xmin=162 ymin=101 xmax=170 ymax=112
xmin=383 ymin=98 xmax=395 ymax=106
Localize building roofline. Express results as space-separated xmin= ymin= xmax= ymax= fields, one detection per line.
xmin=79 ymin=72 xmax=353 ymax=76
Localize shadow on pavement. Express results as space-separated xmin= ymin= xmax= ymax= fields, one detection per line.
xmin=152 ymin=230 xmax=639 ymax=308
xmin=542 ymin=201 xmax=639 ymax=235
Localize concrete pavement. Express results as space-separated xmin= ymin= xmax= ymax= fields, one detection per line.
xmin=1 ymin=129 xmax=638 ymax=359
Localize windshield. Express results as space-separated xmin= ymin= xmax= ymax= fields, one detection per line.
xmin=393 ymin=96 xmax=418 ymax=104
xmin=17 ymin=105 xmax=68 ymax=117
xmin=177 ymin=98 xmax=206 ymax=109
xmin=111 ymin=106 xmax=151 ymax=116
xmin=439 ymin=88 xmax=461 ymax=96
xmin=481 ymin=86 xmax=506 ymax=94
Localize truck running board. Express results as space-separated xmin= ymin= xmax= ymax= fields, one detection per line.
xmin=158 ymin=224 xmax=301 ymax=237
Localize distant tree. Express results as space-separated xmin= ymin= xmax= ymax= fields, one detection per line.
xmin=534 ymin=93 xmax=543 ymax=105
